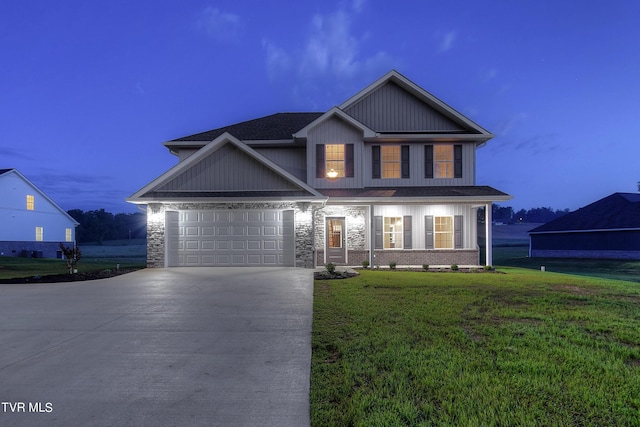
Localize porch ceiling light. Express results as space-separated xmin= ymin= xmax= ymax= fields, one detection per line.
xmin=326 ymin=169 xmax=339 ymax=179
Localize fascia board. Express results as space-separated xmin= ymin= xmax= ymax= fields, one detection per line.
xmin=371 ymin=133 xmax=494 ymax=143
xmin=293 ymin=107 xmax=376 ymax=139
xmin=126 ymin=196 xmax=328 ymax=204
xmin=8 ymin=169 xmax=80 ymax=226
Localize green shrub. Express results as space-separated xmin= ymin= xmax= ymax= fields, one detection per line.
xmin=451 ymin=264 xmax=459 ymax=271
xmin=362 ymin=260 xmax=370 ymax=269
xmin=389 ymin=261 xmax=397 ymax=270
xmin=484 ymin=265 xmax=493 ymax=271
xmin=326 ymin=262 xmax=336 ymax=274
xmin=422 ymin=264 xmax=429 ymax=271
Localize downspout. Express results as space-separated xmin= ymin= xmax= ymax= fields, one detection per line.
xmin=485 ymin=202 xmax=492 ymax=266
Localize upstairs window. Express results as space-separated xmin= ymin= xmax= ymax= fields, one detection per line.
xmin=26 ymin=195 xmax=35 ymax=210
xmin=382 ymin=146 xmax=401 ymax=178
xmin=425 ymin=145 xmax=463 ymax=179
xmin=434 ymin=146 xmax=454 ymax=178
xmin=35 ymin=226 xmax=43 ymax=241
xmin=316 ymin=144 xmax=354 ymax=178
xmin=326 ymin=144 xmax=345 ymax=178
xmin=372 ymin=145 xmax=410 ymax=179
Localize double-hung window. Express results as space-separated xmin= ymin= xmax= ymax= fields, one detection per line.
xmin=26 ymin=195 xmax=35 ymax=210
xmin=425 ymin=144 xmax=463 ymax=179
xmin=316 ymin=144 xmax=354 ymax=178
xmin=434 ymin=216 xmax=453 ymax=249
xmin=35 ymin=227 xmax=43 ymax=242
xmin=383 ymin=217 xmax=403 ymax=249
xmin=372 ymin=145 xmax=410 ymax=179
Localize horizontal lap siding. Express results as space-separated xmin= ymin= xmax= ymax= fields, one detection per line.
xmin=531 ymin=230 xmax=640 ymax=251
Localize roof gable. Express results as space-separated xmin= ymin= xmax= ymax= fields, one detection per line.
xmin=293 ymin=107 xmax=376 ymax=139
xmin=529 ymin=193 xmax=640 ymax=233
xmin=339 ymin=70 xmax=492 ymax=141
xmin=0 ymin=168 xmax=79 ymax=225
xmin=129 ymin=133 xmax=324 ymax=201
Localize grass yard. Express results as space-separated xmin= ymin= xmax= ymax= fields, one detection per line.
xmin=0 ymin=241 xmax=146 ymax=280
xmin=311 ymin=269 xmax=640 ymax=426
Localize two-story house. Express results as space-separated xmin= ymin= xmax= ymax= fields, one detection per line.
xmin=128 ymin=70 xmax=511 ymax=268
xmin=0 ymin=168 xmax=79 ymax=258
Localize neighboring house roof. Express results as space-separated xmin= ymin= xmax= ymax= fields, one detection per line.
xmin=529 ymin=193 xmax=640 ymax=234
xmin=170 ymin=112 xmax=324 ymax=142
xmin=0 ymin=168 xmax=79 ymax=226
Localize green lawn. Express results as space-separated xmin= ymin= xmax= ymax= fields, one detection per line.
xmin=311 ymin=269 xmax=640 ymax=426
xmin=0 ymin=243 xmax=146 ymax=280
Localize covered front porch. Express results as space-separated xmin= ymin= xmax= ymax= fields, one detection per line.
xmin=313 ymin=202 xmax=497 ymax=268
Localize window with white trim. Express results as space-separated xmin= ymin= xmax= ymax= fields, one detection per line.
xmin=35 ymin=226 xmax=43 ymax=242
xmin=381 ymin=146 xmax=401 ymax=178
xmin=26 ymin=195 xmax=35 ymax=210
xmin=65 ymin=228 xmax=73 ymax=242
xmin=383 ymin=216 xmax=403 ymax=249
xmin=326 ymin=144 xmax=345 ymax=178
xmin=434 ymin=216 xmax=453 ymax=249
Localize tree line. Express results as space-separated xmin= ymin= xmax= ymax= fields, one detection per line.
xmin=67 ymin=209 xmax=146 ymax=244
xmin=480 ymin=205 xmax=570 ymax=224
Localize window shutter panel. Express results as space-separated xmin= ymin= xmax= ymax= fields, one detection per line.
xmin=403 ymin=215 xmax=412 ymax=249
xmin=425 ymin=215 xmax=434 ymax=249
xmin=401 ymin=145 xmax=410 ymax=178
xmin=374 ymin=216 xmax=383 ymax=249
xmin=316 ymin=144 xmax=325 ymax=178
xmin=454 ymin=215 xmax=463 ymax=249
xmin=454 ymin=145 xmax=463 ymax=178
xmin=372 ymin=146 xmax=381 ymax=179
xmin=424 ymin=145 xmax=434 ymax=179
xmin=345 ymin=144 xmax=354 ymax=177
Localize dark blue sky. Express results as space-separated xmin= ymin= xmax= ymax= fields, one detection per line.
xmin=2 ymin=1 xmax=639 ymax=213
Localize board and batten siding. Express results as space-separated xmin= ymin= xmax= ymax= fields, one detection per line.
xmin=253 ymin=147 xmax=307 ymax=181
xmin=363 ymin=143 xmax=476 ymax=187
xmin=157 ymin=143 xmax=300 ymax=192
xmin=374 ymin=204 xmax=477 ymax=250
xmin=344 ymin=81 xmax=465 ymax=132
xmin=307 ymin=116 xmax=364 ymax=189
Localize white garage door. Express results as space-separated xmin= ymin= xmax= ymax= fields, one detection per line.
xmin=176 ymin=210 xmax=293 ymax=266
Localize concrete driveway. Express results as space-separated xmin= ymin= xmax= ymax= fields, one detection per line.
xmin=0 ymin=267 xmax=313 ymax=427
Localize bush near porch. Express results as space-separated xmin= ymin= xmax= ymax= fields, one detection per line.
xmin=311 ymin=269 xmax=640 ymax=426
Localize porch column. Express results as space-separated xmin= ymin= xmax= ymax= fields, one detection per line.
xmin=370 ymin=204 xmax=375 ymax=268
xmin=485 ymin=202 xmax=492 ymax=266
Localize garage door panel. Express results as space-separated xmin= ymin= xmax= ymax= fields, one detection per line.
xmin=177 ymin=210 xmax=290 ymax=267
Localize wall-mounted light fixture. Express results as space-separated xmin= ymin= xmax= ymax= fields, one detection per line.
xmin=326 ymin=169 xmax=339 ymax=179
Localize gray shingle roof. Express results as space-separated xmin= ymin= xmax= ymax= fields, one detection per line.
xmin=529 ymin=193 xmax=640 ymax=233
xmin=171 ymin=112 xmax=324 ymax=142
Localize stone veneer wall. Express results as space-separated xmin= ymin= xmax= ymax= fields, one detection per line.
xmin=314 ymin=205 xmax=368 ymax=265
xmin=145 ymin=202 xmax=316 ymax=268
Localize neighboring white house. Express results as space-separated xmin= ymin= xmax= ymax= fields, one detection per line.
xmin=0 ymin=169 xmax=79 ymax=258
xmin=129 ymin=70 xmax=511 ymax=268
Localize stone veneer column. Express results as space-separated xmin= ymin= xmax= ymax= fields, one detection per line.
xmin=146 ymin=203 xmax=166 ymax=268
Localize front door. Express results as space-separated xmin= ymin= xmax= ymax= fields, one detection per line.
xmin=326 ymin=218 xmax=346 ymax=264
